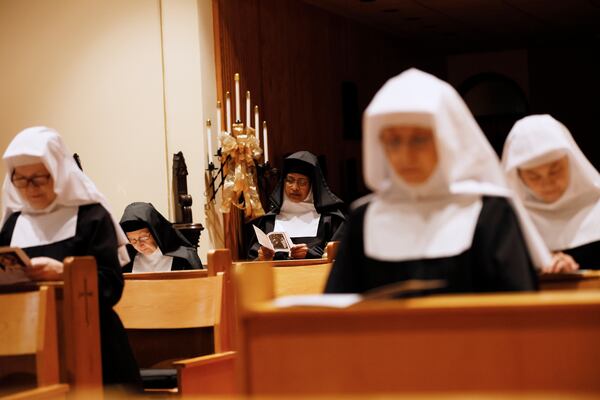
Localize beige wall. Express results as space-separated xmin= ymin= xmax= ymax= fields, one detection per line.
xmin=0 ymin=0 xmax=216 ymax=261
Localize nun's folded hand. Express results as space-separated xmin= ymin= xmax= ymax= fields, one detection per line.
xmin=26 ymin=257 xmax=64 ymax=280
xmin=258 ymin=246 xmax=275 ymax=261
xmin=290 ymin=244 xmax=308 ymax=259
xmin=549 ymin=252 xmax=579 ymax=273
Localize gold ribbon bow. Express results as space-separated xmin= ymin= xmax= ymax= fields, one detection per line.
xmin=219 ymin=123 xmax=265 ymax=219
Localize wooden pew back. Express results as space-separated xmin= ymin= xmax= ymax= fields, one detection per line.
xmin=238 ymin=291 xmax=600 ymax=395
xmin=273 ymin=263 xmax=331 ymax=297
xmin=0 ymin=286 xmax=59 ymax=392
xmin=116 ymin=270 xmax=224 ymax=368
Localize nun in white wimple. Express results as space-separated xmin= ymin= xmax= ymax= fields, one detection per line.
xmin=502 ymin=114 xmax=600 ymax=271
xmin=0 ymin=127 xmax=140 ymax=386
xmin=325 ymin=69 xmax=551 ymax=294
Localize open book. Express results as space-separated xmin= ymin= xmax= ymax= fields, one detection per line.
xmin=253 ymin=225 xmax=294 ymax=254
xmin=273 ymin=279 xmax=447 ymax=308
xmin=0 ymin=247 xmax=31 ymax=285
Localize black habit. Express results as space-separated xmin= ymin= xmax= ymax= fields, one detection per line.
xmin=119 ymin=202 xmax=203 ymax=272
xmin=0 ymin=203 xmax=141 ymax=386
xmin=246 ymin=151 xmax=346 ymax=260
xmin=325 ymin=196 xmax=538 ymax=294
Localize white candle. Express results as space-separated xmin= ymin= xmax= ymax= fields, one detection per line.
xmin=206 ymin=119 xmax=213 ymax=165
xmin=216 ymin=100 xmax=222 ymax=135
xmin=262 ymin=121 xmax=269 ymax=164
xmin=225 ymin=91 xmax=232 ymax=133
xmin=234 ymin=73 xmax=241 ymax=123
xmin=246 ymin=91 xmax=251 ymax=128
xmin=254 ymin=106 xmax=259 ymax=134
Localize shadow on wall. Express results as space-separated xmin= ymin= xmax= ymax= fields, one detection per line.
xmin=459 ymin=72 xmax=530 ymax=157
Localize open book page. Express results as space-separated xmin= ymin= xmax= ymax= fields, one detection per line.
xmin=0 ymin=247 xmax=31 ymax=285
xmin=274 ymin=294 xmax=363 ymax=308
xmin=253 ymin=225 xmax=274 ymax=251
xmin=253 ymin=225 xmax=294 ymax=253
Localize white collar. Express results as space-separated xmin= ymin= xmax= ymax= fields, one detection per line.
xmin=11 ymin=205 xmax=79 ymax=248
xmin=132 ymin=248 xmax=173 ymax=273
xmin=274 ymin=192 xmax=320 ymax=238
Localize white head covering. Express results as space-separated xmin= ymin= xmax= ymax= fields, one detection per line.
xmin=502 ymin=114 xmax=600 ymax=251
xmin=274 ymin=190 xmax=320 ymax=238
xmin=362 ymin=68 xmax=551 ymax=270
xmin=2 ymin=126 xmax=130 ymax=265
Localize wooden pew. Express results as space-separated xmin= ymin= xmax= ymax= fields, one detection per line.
xmin=172 ymin=249 xmax=238 ymax=395
xmin=539 ymin=270 xmax=600 ymax=291
xmin=324 ymin=241 xmax=340 ymax=263
xmin=0 ymin=285 xmax=69 ymax=399
xmin=59 ymin=257 xmax=102 ymax=395
xmin=235 ymin=286 xmax=600 ymax=395
xmin=0 ymin=257 xmax=102 ymax=399
xmin=118 ymin=252 xmax=236 ymax=394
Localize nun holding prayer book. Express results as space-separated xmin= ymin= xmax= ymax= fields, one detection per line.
xmin=502 ymin=115 xmax=600 ymax=271
xmin=0 ymin=126 xmax=140 ymax=388
xmin=326 ymin=69 xmax=551 ymax=295
xmin=246 ymin=151 xmax=346 ymax=261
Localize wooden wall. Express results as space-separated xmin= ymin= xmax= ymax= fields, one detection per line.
xmin=212 ymin=0 xmax=445 ymax=202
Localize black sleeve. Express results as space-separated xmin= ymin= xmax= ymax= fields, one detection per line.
xmin=0 ymin=212 xmax=19 ymax=246
xmin=172 ymin=248 xmax=204 ymax=270
xmin=324 ymin=205 xmax=367 ymax=293
xmin=472 ymin=197 xmax=538 ymax=291
xmin=305 ymin=213 xmax=346 ymax=259
xmin=79 ymin=205 xmax=125 ymax=308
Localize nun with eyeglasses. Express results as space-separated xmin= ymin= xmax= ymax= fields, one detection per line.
xmin=0 ymin=126 xmax=141 ymax=389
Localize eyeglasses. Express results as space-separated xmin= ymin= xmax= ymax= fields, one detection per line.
xmin=128 ymin=235 xmax=151 ymax=245
xmin=379 ymin=134 xmax=433 ymax=151
xmin=11 ymin=174 xmax=52 ymax=188
xmin=285 ymin=176 xmax=310 ymax=188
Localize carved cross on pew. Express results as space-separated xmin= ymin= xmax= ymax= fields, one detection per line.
xmin=78 ymin=278 xmax=94 ymax=326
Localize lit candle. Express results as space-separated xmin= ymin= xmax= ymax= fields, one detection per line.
xmin=225 ymin=91 xmax=232 ymax=133
xmin=262 ymin=121 xmax=269 ymax=164
xmin=216 ymin=100 xmax=222 ymax=135
xmin=254 ymin=105 xmax=259 ymax=134
xmin=246 ymin=91 xmax=251 ymax=128
xmin=206 ymin=119 xmax=213 ymax=166
xmin=234 ymin=73 xmax=241 ymax=123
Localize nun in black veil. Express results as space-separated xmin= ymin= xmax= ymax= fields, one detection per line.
xmin=246 ymin=151 xmax=346 ymax=261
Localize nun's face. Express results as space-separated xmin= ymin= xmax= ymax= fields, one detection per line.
xmin=126 ymin=228 xmax=159 ymax=255
xmin=518 ymin=156 xmax=570 ymax=203
xmin=380 ymin=126 xmax=438 ymax=185
xmin=284 ymin=173 xmax=311 ymax=202
xmin=12 ymin=163 xmax=57 ymax=209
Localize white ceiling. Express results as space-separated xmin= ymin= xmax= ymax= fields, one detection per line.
xmin=302 ymin=0 xmax=600 ymax=51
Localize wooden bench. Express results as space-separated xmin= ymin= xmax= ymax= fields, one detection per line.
xmin=235 ymin=262 xmax=600 ymax=396
xmin=235 ymin=288 xmax=600 ymax=395
xmin=0 ymin=257 xmax=102 ymax=399
xmin=0 ymin=285 xmax=69 ymax=399
xmin=118 ymin=249 xmax=236 ymax=395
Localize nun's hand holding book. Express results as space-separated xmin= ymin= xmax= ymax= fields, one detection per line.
xmin=290 ymin=244 xmax=308 ymax=259
xmin=549 ymin=252 xmax=579 ymax=273
xmin=25 ymin=256 xmax=64 ymax=281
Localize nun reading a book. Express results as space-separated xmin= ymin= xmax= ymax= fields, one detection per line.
xmin=325 ymin=69 xmax=551 ymax=295
xmin=120 ymin=202 xmax=203 ymax=272
xmin=246 ymin=151 xmax=346 ymax=260
xmin=502 ymin=115 xmax=600 ymax=271
xmin=0 ymin=127 xmax=140 ymax=388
